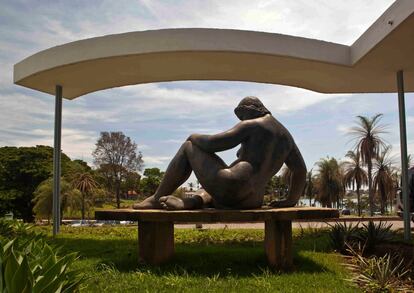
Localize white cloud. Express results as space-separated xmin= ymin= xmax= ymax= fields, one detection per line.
xmin=336 ymin=124 xmax=351 ymax=134
xmin=143 ymin=156 xmax=172 ymax=166
xmin=0 ymin=0 xmax=404 ymax=176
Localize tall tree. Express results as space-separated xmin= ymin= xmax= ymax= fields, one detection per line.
xmin=71 ymin=172 xmax=99 ymax=220
xmin=373 ymin=146 xmax=394 ymax=214
xmin=140 ymin=168 xmax=164 ymax=197
xmin=343 ymin=150 xmax=368 ymax=216
xmin=0 ymin=146 xmax=73 ymax=221
xmin=315 ymin=157 xmax=343 ymax=208
xmin=93 ymin=132 xmax=143 ymax=208
xmin=349 ymin=114 xmax=386 ymax=216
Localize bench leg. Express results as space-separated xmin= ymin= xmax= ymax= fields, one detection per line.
xmin=138 ymin=221 xmax=174 ymax=265
xmin=264 ymin=220 xmax=293 ymax=269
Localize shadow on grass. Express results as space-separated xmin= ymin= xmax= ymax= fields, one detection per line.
xmin=51 ymin=236 xmax=333 ymax=277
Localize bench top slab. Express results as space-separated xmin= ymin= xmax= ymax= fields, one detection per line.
xmin=95 ymin=207 xmax=339 ymax=223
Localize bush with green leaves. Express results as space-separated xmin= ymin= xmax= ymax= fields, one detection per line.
xmin=0 ymin=237 xmax=83 ymax=293
xmin=0 ymin=218 xmax=83 ymax=292
xmin=0 ymin=218 xmax=35 ymax=240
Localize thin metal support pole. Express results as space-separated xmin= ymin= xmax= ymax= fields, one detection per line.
xmin=397 ymin=70 xmax=411 ymax=241
xmin=53 ymin=85 xmax=63 ymax=236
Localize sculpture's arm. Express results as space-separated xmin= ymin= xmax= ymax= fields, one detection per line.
xmin=270 ymin=144 xmax=307 ymax=208
xmin=188 ymin=121 xmax=255 ymax=153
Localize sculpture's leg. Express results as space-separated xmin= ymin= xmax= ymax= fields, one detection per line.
xmin=134 ymin=141 xmax=226 ymax=209
xmin=133 ymin=142 xmax=194 ymax=209
xmin=138 ymin=221 xmax=174 ymax=264
xmin=153 ymin=142 xmax=193 ymax=199
xmin=264 ymin=219 xmax=293 ymax=269
xmin=156 ymin=141 xmax=226 ymax=198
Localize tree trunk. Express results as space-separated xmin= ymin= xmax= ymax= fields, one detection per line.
xmin=379 ymin=184 xmax=385 ymax=214
xmin=81 ymin=193 xmax=85 ymax=221
xmin=356 ymin=186 xmax=361 ymax=217
xmin=116 ymin=180 xmax=121 ymax=209
xmin=368 ymin=161 xmax=374 ymax=216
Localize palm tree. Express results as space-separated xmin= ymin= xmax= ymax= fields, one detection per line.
xmin=343 ymin=150 xmax=368 ymax=216
xmin=315 ymin=157 xmax=343 ymax=208
xmin=305 ymin=170 xmax=314 ymax=206
xmin=373 ymin=146 xmax=394 ymax=214
xmin=349 ymin=114 xmax=387 ymax=216
xmin=408 ymin=154 xmax=413 ymax=168
xmin=32 ymin=177 xmax=75 ymax=223
xmin=71 ymin=172 xmax=99 ymax=220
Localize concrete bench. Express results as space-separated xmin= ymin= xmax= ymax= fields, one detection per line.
xmin=95 ymin=207 xmax=339 ymax=269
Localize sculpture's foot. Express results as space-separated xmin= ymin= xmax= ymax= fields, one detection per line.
xmin=159 ymin=195 xmax=186 ymax=210
xmin=132 ymin=195 xmax=162 ymax=209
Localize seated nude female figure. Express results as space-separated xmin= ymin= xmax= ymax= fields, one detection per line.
xmin=133 ymin=96 xmax=306 ymax=210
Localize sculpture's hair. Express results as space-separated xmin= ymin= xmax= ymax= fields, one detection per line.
xmin=234 ymin=96 xmax=271 ymax=116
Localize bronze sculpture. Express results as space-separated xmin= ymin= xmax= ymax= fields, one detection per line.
xmin=133 ymin=96 xmax=306 ymax=210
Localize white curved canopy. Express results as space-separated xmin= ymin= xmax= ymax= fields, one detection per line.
xmin=13 ymin=0 xmax=414 ymax=99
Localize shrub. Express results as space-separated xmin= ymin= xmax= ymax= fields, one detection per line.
xmin=345 ymin=243 xmax=410 ymax=292
xmin=356 ymin=221 xmax=395 ymax=253
xmin=0 ymin=237 xmax=83 ymax=293
xmin=327 ymin=221 xmax=360 ymax=253
xmin=0 ymin=218 xmax=36 ymax=240
xmin=0 ymin=218 xmax=84 ymax=292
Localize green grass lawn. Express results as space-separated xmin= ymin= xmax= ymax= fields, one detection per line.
xmin=35 ymin=225 xmax=359 ymax=292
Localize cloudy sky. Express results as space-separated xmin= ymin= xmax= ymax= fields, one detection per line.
xmin=1 ymin=0 xmax=413 ymax=183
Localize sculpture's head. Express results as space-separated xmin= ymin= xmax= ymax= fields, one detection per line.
xmin=234 ymin=96 xmax=271 ymax=120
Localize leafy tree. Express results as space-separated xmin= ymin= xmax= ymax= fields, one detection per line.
xmin=349 ymin=114 xmax=386 ymax=216
xmin=92 ymin=132 xmax=143 ymax=208
xmin=121 ymin=171 xmax=141 ymax=197
xmin=265 ymin=174 xmax=289 ymax=201
xmin=373 ymin=146 xmax=395 ymax=214
xmin=140 ymin=168 xmax=164 ymax=197
xmin=343 ymin=150 xmax=368 ymax=216
xmin=265 ymin=176 xmax=277 ymax=196
xmin=315 ymin=157 xmax=343 ymax=208
xmin=71 ymin=172 xmax=98 ymax=220
xmin=0 ymin=146 xmax=73 ymax=221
